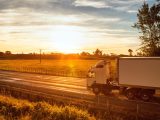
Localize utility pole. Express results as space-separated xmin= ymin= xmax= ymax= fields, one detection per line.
xmin=40 ymin=49 xmax=42 ymax=64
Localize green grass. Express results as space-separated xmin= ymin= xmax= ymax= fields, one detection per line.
xmin=0 ymin=95 xmax=95 ymax=120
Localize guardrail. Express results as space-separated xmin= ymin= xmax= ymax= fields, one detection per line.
xmin=0 ymin=81 xmax=160 ymax=120
xmin=0 ymin=66 xmax=86 ymax=78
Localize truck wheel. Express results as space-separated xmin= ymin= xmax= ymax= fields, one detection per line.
xmin=126 ymin=89 xmax=136 ymax=100
xmin=92 ymin=85 xmax=101 ymax=95
xmin=140 ymin=91 xmax=152 ymax=102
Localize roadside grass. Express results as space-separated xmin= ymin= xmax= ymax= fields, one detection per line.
xmin=0 ymin=115 xmax=5 ymax=120
xmin=0 ymin=95 xmax=95 ymax=120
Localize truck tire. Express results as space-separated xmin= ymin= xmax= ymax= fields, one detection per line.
xmin=140 ymin=90 xmax=153 ymax=101
xmin=140 ymin=93 xmax=151 ymax=101
xmin=125 ymin=89 xmax=136 ymax=100
xmin=92 ymin=85 xmax=101 ymax=95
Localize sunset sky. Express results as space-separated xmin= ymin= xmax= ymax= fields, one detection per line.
xmin=0 ymin=0 xmax=155 ymax=54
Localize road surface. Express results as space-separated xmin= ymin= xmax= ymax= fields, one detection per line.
xmin=0 ymin=70 xmax=90 ymax=95
xmin=0 ymin=70 xmax=159 ymax=100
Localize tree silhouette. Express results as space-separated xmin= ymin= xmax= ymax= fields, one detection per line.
xmin=93 ymin=49 xmax=102 ymax=56
xmin=128 ymin=49 xmax=133 ymax=56
xmin=5 ymin=51 xmax=12 ymax=55
xmin=133 ymin=2 xmax=160 ymax=56
xmin=80 ymin=51 xmax=90 ymax=56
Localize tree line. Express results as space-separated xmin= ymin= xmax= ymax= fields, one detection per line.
xmin=0 ymin=48 xmax=133 ymax=60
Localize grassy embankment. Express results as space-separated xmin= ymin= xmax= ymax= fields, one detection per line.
xmin=0 ymin=95 xmax=95 ymax=120
xmin=0 ymin=59 xmax=117 ymax=78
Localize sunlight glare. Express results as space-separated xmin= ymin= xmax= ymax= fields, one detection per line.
xmin=51 ymin=25 xmax=84 ymax=53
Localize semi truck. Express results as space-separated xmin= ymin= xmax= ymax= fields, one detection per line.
xmin=87 ymin=57 xmax=160 ymax=101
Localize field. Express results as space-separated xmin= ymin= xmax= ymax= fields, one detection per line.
xmin=0 ymin=59 xmax=117 ymax=78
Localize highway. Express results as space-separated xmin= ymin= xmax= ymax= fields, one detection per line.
xmin=0 ymin=70 xmax=160 ymax=119
xmin=0 ymin=70 xmax=125 ymax=100
xmin=0 ymin=70 xmax=89 ymax=94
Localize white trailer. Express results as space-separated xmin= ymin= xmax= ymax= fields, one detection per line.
xmin=87 ymin=57 xmax=160 ymax=101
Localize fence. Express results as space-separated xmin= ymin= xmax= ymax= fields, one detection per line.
xmin=0 ymin=66 xmax=86 ymax=78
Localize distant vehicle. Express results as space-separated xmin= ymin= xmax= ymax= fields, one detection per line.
xmin=87 ymin=57 xmax=160 ymax=101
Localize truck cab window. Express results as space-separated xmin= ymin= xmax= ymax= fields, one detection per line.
xmin=96 ymin=65 xmax=104 ymax=68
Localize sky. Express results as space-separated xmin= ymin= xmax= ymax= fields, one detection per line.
xmin=0 ymin=0 xmax=156 ymax=54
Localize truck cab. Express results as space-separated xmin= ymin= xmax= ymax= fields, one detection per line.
xmin=87 ymin=60 xmax=113 ymax=95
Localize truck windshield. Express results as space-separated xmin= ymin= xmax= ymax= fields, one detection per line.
xmin=94 ymin=60 xmax=106 ymax=68
xmin=96 ymin=65 xmax=104 ymax=68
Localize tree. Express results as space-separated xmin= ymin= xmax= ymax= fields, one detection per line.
xmin=128 ymin=49 xmax=133 ymax=56
xmin=80 ymin=51 xmax=90 ymax=56
xmin=0 ymin=52 xmax=4 ymax=56
xmin=5 ymin=51 xmax=12 ymax=55
xmin=93 ymin=49 xmax=102 ymax=56
xmin=133 ymin=2 xmax=160 ymax=56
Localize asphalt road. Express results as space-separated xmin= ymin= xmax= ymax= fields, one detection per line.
xmin=0 ymin=70 xmax=159 ymax=100
xmin=0 ymin=70 xmax=90 ymax=95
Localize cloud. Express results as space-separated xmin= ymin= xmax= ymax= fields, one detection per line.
xmin=0 ymin=6 xmax=122 ymax=27
xmin=127 ymin=10 xmax=138 ymax=13
xmin=0 ymin=0 xmax=142 ymax=33
xmin=0 ymin=0 xmax=143 ymax=28
xmin=74 ymin=0 xmax=110 ymax=8
xmin=0 ymin=40 xmax=6 ymax=42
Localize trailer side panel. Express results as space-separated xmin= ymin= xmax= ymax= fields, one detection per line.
xmin=119 ymin=58 xmax=160 ymax=88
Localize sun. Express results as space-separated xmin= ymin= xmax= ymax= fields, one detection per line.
xmin=51 ymin=25 xmax=84 ymax=53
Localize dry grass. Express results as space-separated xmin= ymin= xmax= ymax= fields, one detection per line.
xmin=0 ymin=59 xmax=97 ymax=71
xmin=0 ymin=59 xmax=98 ymax=77
xmin=0 ymin=115 xmax=5 ymax=120
xmin=0 ymin=95 xmax=95 ymax=120
xmin=0 ymin=59 xmax=117 ymax=78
